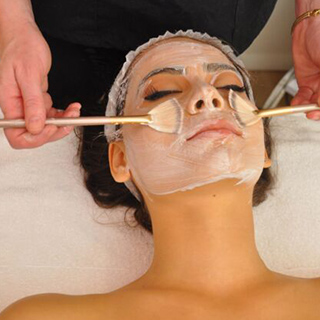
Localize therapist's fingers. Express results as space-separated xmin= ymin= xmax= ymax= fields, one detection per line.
xmin=291 ymin=87 xmax=320 ymax=120
xmin=5 ymin=102 xmax=81 ymax=149
xmin=22 ymin=102 xmax=82 ymax=145
xmin=307 ymin=92 xmax=320 ymax=120
xmin=291 ymin=86 xmax=313 ymax=106
xmin=3 ymin=92 xmax=53 ymax=149
xmin=296 ymin=99 xmax=320 ymax=120
xmin=46 ymin=103 xmax=82 ymax=142
xmin=47 ymin=102 xmax=81 ymax=118
xmin=305 ymin=110 xmax=320 ymax=120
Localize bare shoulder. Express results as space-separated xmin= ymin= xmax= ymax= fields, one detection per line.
xmin=0 ymin=293 xmax=79 ymax=320
xmin=2 ymin=277 xmax=320 ymax=320
xmin=0 ymin=292 xmax=113 ymax=320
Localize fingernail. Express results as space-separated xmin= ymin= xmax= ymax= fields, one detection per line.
xmin=73 ymin=104 xmax=81 ymax=112
xmin=24 ymin=133 xmax=35 ymax=142
xmin=311 ymin=114 xmax=320 ymax=120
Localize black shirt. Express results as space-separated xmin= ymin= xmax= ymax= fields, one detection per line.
xmin=31 ymin=0 xmax=277 ymax=55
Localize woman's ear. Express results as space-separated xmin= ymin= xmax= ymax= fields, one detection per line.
xmin=263 ymin=149 xmax=272 ymax=168
xmin=108 ymin=141 xmax=131 ymax=183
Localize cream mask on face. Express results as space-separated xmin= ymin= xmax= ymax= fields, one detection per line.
xmin=121 ymin=39 xmax=265 ymax=200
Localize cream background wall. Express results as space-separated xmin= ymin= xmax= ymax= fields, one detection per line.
xmin=240 ymin=0 xmax=294 ymax=70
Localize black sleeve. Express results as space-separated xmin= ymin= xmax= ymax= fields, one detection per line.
xmin=31 ymin=0 xmax=277 ymax=55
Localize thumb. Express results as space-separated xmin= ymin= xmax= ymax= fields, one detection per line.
xmin=291 ymin=86 xmax=313 ymax=106
xmin=19 ymin=74 xmax=47 ymax=135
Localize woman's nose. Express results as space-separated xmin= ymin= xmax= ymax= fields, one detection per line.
xmin=186 ymin=86 xmax=225 ymax=115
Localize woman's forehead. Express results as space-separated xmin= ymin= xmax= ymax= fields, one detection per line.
xmin=130 ymin=38 xmax=233 ymax=77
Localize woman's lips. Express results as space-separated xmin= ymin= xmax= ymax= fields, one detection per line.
xmin=188 ymin=129 xmax=234 ymax=140
xmin=186 ymin=119 xmax=243 ymax=141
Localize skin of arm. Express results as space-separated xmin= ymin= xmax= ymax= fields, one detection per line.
xmin=0 ymin=0 xmax=82 ymax=148
xmin=291 ymin=0 xmax=320 ymax=120
xmin=0 ymin=0 xmax=35 ymax=52
xmin=295 ymin=0 xmax=320 ymax=15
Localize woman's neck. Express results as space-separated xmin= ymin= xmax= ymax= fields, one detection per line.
xmin=141 ymin=179 xmax=273 ymax=296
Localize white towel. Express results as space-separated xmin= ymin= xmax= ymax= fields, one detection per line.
xmin=0 ymin=110 xmax=319 ymax=311
xmin=254 ymin=113 xmax=320 ymax=277
xmin=0 ymin=111 xmax=154 ymax=311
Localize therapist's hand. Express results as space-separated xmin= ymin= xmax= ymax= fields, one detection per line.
xmin=291 ymin=17 xmax=320 ymax=121
xmin=0 ymin=21 xmax=81 ymax=149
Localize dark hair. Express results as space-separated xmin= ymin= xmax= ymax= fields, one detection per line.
xmin=75 ymin=107 xmax=274 ymax=236
xmin=76 ymin=38 xmax=275 ymax=235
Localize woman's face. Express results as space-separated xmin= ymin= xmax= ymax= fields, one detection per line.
xmin=121 ymin=38 xmax=265 ymax=199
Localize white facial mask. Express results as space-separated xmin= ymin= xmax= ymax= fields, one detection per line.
xmin=121 ymin=40 xmax=265 ymax=202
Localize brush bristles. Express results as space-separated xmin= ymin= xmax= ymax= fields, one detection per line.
xmin=228 ymin=90 xmax=261 ymax=127
xmin=148 ymin=99 xmax=183 ymax=134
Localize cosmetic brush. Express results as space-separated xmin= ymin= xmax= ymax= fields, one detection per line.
xmin=228 ymin=89 xmax=320 ymax=127
xmin=0 ymin=98 xmax=183 ymax=134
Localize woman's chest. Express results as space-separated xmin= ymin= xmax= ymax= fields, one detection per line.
xmin=99 ymin=285 xmax=318 ymax=320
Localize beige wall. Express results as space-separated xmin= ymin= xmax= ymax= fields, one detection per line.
xmin=240 ymin=0 xmax=294 ymax=70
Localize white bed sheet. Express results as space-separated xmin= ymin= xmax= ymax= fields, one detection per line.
xmin=0 ymin=110 xmax=319 ymax=311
